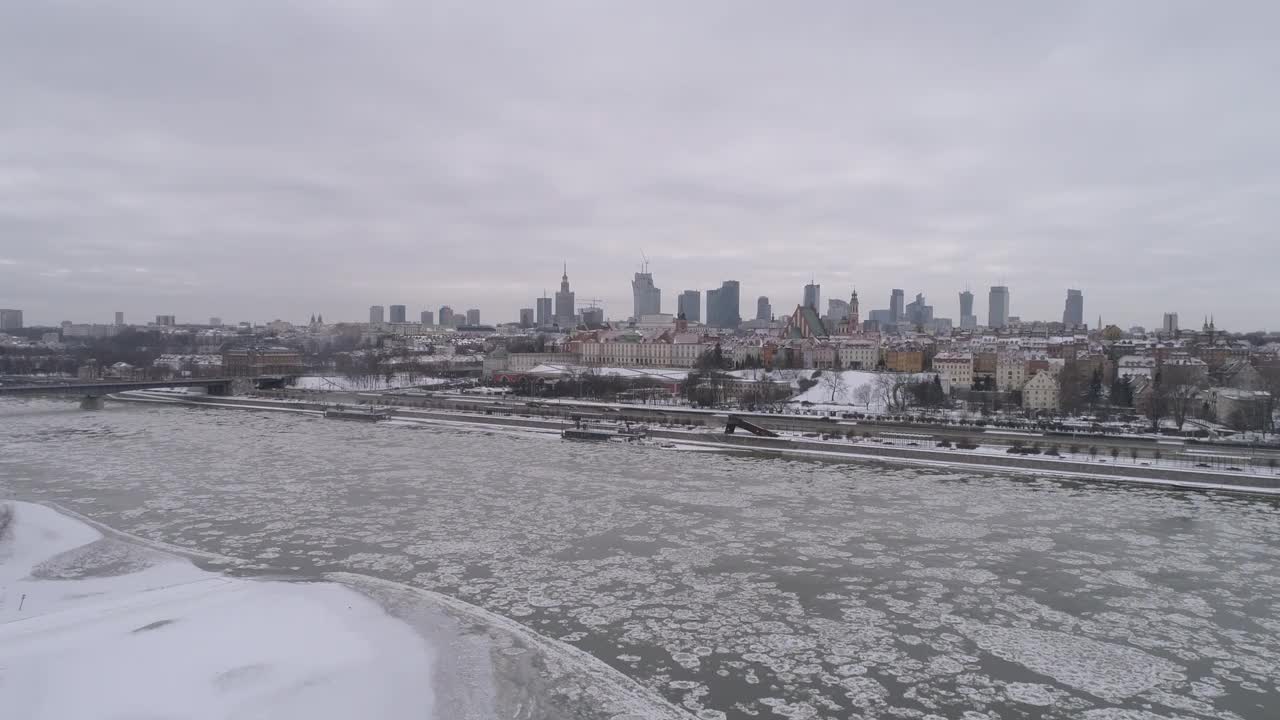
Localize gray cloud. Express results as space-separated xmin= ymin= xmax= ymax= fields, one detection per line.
xmin=1 ymin=1 xmax=1277 ymax=328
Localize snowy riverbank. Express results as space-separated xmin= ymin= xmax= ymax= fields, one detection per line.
xmin=0 ymin=501 xmax=437 ymax=719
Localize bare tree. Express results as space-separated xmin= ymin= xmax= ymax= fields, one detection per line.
xmin=821 ymin=371 xmax=848 ymax=403
xmin=852 ymin=383 xmax=874 ymax=408
xmin=1160 ymin=364 xmax=1207 ymax=432
xmin=871 ymin=373 xmax=915 ymax=412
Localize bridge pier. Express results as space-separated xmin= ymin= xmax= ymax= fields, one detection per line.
xmin=80 ymin=395 xmax=105 ymax=410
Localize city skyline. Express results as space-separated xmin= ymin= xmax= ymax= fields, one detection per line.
xmin=3 ymin=4 xmax=1279 ymax=329
xmin=0 ymin=270 xmax=1244 ymax=334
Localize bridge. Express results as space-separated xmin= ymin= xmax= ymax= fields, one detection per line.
xmin=0 ymin=377 xmax=292 ymax=409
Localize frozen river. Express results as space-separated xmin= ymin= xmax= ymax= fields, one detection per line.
xmin=2 ymin=398 xmax=1278 ymax=719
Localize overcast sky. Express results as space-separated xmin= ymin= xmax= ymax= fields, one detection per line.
xmin=2 ymin=1 xmax=1277 ymax=330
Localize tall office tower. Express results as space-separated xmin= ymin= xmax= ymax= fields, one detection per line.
xmin=632 ymin=272 xmax=661 ymax=318
xmin=369 ymin=305 xmax=385 ymax=324
xmin=905 ymin=293 xmax=933 ymax=326
xmin=466 ymin=309 xmax=480 ymax=326
xmin=554 ymin=264 xmax=575 ymax=326
xmin=0 ymin=309 xmax=23 ymax=330
xmin=114 ymin=311 xmax=124 ymax=326
xmin=389 ymin=305 xmax=407 ymax=323
xmin=1062 ymin=289 xmax=1084 ymax=327
xmin=438 ymin=306 xmax=454 ymax=327
xmin=959 ymin=290 xmax=974 ymax=319
xmin=988 ymin=286 xmax=1010 ymax=328
xmin=803 ymin=282 xmax=821 ymax=310
xmin=536 ymin=295 xmax=553 ymax=326
xmin=155 ymin=315 xmax=176 ymax=326
xmin=1162 ymin=312 xmax=1179 ymax=333
xmin=209 ymin=317 xmax=222 ymax=327
xmin=890 ymin=289 xmax=905 ymax=322
xmin=519 ymin=308 xmax=535 ymax=327
xmin=677 ymin=290 xmax=701 ymax=322
xmin=756 ymin=296 xmax=772 ymax=321
xmin=827 ymin=298 xmax=849 ymax=322
xmin=420 ymin=310 xmax=434 ymax=326
xmin=706 ymin=280 xmax=741 ymax=329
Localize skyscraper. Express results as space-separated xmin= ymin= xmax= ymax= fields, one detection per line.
xmin=959 ymin=290 xmax=974 ymax=319
xmin=632 ymin=272 xmax=661 ymax=319
xmin=988 ymin=286 xmax=1010 ymax=329
xmin=706 ymin=281 xmax=741 ymax=329
xmin=905 ymin=293 xmax=933 ymax=326
xmin=554 ymin=264 xmax=575 ymax=327
xmin=466 ymin=309 xmax=480 ymax=326
xmin=438 ymin=306 xmax=454 ymax=327
xmin=827 ymin=298 xmax=849 ymax=322
xmin=114 ymin=311 xmax=124 ymax=326
xmin=1062 ymin=289 xmax=1084 ymax=327
xmin=536 ymin=295 xmax=553 ymax=326
xmin=756 ymin=296 xmax=772 ymax=321
xmin=420 ymin=310 xmax=434 ymax=326
xmin=369 ymin=305 xmax=385 ymax=324
xmin=678 ymin=290 xmax=701 ymax=322
xmin=389 ymin=304 xmax=407 ymax=323
xmin=803 ymin=282 xmax=821 ymax=310
xmin=0 ymin=309 xmax=23 ymax=330
xmin=1163 ymin=312 xmax=1179 ymax=334
xmin=519 ymin=308 xmax=535 ymax=327
xmin=890 ymin=289 xmax=905 ymax=322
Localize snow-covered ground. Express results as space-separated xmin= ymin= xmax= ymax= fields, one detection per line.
xmin=0 ymin=501 xmax=436 ymax=720
xmin=787 ymin=369 xmax=894 ymax=410
xmin=290 ymin=374 xmax=453 ymax=392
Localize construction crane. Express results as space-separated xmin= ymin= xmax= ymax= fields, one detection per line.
xmin=580 ymin=298 xmax=605 ymax=309
xmin=640 ymin=250 xmax=649 ymax=274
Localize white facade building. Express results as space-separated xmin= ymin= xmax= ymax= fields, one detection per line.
xmin=933 ymin=353 xmax=974 ymax=389
xmin=1023 ymin=371 xmax=1060 ymax=412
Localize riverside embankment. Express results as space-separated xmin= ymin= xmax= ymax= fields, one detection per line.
xmin=114 ymin=390 xmax=1280 ymax=496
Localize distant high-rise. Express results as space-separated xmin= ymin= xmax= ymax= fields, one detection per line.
xmin=438 ymin=306 xmax=454 ymax=327
xmin=1163 ymin=312 xmax=1179 ymax=334
xmin=465 ymin=309 xmax=480 ymax=326
xmin=890 ymin=289 xmax=905 ymax=322
xmin=209 ymin=317 xmax=222 ymax=327
xmin=519 ymin=308 xmax=535 ymax=327
xmin=369 ymin=305 xmax=385 ymax=324
xmin=420 ymin=310 xmax=434 ymax=326
xmin=582 ymin=306 xmax=604 ymax=327
xmin=706 ymin=281 xmax=741 ymax=329
xmin=827 ymin=298 xmax=849 ymax=322
xmin=114 ymin=311 xmax=124 ymax=326
xmin=959 ymin=291 xmax=976 ymax=329
xmin=554 ymin=264 xmax=575 ymax=326
xmin=632 ymin=271 xmax=661 ymax=319
xmin=677 ymin=290 xmax=701 ymax=322
xmin=905 ymin=293 xmax=933 ymax=327
xmin=803 ymin=282 xmax=821 ymax=310
xmin=1062 ymin=289 xmax=1084 ymax=327
xmin=988 ymin=286 xmax=1010 ymax=329
xmin=756 ymin=296 xmax=772 ymax=321
xmin=0 ymin=309 xmax=23 ymax=330
xmin=155 ymin=315 xmax=176 ymax=326
xmin=389 ymin=305 xmax=407 ymax=323
xmin=536 ymin=295 xmax=553 ymax=326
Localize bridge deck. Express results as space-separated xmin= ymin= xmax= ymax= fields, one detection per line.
xmin=0 ymin=379 xmax=236 ymax=396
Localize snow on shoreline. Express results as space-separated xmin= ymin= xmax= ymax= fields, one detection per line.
xmin=1 ymin=501 xmax=436 ymax=720
xmin=0 ymin=500 xmax=695 ymax=720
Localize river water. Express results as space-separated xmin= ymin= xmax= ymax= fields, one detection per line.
xmin=2 ymin=398 xmax=1278 ymax=720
